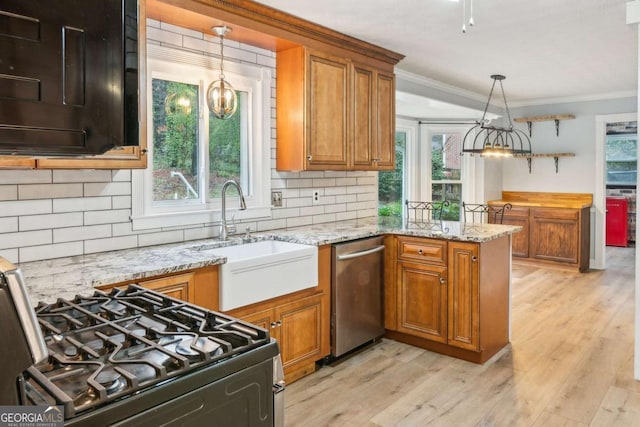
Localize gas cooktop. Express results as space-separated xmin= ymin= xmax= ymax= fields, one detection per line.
xmin=23 ymin=285 xmax=271 ymax=419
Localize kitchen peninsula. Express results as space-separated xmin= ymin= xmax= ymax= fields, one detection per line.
xmin=19 ymin=217 xmax=520 ymax=372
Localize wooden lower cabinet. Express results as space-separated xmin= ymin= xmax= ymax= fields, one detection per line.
xmin=139 ymin=272 xmax=194 ymax=303
xmin=232 ymin=292 xmax=326 ymax=384
xmin=489 ymin=193 xmax=591 ymax=272
xmin=97 ymin=265 xmax=219 ymax=310
xmin=396 ymin=261 xmax=447 ymax=343
xmin=500 ymin=206 xmax=530 ymax=258
xmin=447 ymin=242 xmax=479 ymax=351
xmin=387 ymin=236 xmax=509 ymax=364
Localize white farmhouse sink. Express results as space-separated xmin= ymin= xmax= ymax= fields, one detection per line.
xmin=200 ymin=240 xmax=318 ymax=311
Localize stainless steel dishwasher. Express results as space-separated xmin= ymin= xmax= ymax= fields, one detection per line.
xmin=331 ymin=236 xmax=385 ymax=357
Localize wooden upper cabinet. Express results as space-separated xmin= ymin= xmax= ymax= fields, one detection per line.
xmin=351 ymin=64 xmax=396 ymax=170
xmin=373 ymin=71 xmax=396 ymax=169
xmin=277 ymin=46 xmax=397 ymax=171
xmin=277 ymin=47 xmax=349 ymax=171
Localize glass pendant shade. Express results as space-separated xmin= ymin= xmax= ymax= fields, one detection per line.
xmin=206 ymin=26 xmax=237 ymax=120
xmin=207 ymin=78 xmax=237 ymax=119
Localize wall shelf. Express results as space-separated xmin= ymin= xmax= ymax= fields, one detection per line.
xmin=514 ymin=152 xmax=575 ymax=174
xmin=513 ymin=114 xmax=575 ymax=137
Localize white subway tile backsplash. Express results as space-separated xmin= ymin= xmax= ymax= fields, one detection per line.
xmin=312 ymin=178 xmax=336 ymax=187
xmin=84 ymin=236 xmax=138 ymax=254
xmin=0 ymin=230 xmax=51 ymax=250
xmin=0 ymin=249 xmax=18 ymax=264
xmin=112 ymin=170 xmax=131 ymax=182
xmin=272 ymin=208 xmax=301 ymax=219
xmin=20 ymin=242 xmax=84 ymax=263
xmin=53 ymin=170 xmax=111 ymax=183
xmin=287 ymin=178 xmax=314 ymax=188
xmin=112 ymin=222 xmax=135 ymax=237
xmin=0 ymin=186 xmax=17 ymax=201
xmin=325 ymin=187 xmax=347 ymax=196
xmin=335 ymin=194 xmax=357 ymax=204
xmin=54 ymin=224 xmax=112 ymax=243
xmin=0 ymin=217 xmax=18 ymax=233
xmin=312 ymin=213 xmax=336 ymax=224
xmin=84 ymin=182 xmax=131 ymax=197
xmin=336 ymin=177 xmax=357 ymax=186
xmin=255 ymin=218 xmax=287 ymax=232
xmin=0 ymin=200 xmax=51 ymax=217
xmin=19 ymin=183 xmax=83 ymax=200
xmin=112 ymin=196 xmax=132 ymax=210
xmin=285 ymin=216 xmax=313 ymax=228
xmin=138 ymin=230 xmax=185 ymax=247
xmin=159 ymin=22 xmax=202 ymax=38
xmin=0 ymin=170 xmax=51 ymax=184
xmin=286 ymin=197 xmax=313 ymax=208
xmin=300 ymin=206 xmax=325 ymax=216
xmin=184 ymin=226 xmax=218 ymax=241
xmin=53 ymin=197 xmax=112 ymax=213
xmin=147 ymin=26 xmax=182 ymax=47
xmin=20 ymin=212 xmax=83 ymax=231
xmin=324 ymin=204 xmax=347 ymax=214
xmin=84 ymin=209 xmax=131 ymax=226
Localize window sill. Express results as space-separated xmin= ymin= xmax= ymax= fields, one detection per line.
xmin=130 ymin=206 xmax=272 ymax=231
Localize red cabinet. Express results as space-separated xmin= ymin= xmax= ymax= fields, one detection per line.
xmin=606 ymin=197 xmax=628 ymax=247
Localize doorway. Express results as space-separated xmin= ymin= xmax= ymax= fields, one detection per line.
xmin=595 ymin=113 xmax=637 ymax=269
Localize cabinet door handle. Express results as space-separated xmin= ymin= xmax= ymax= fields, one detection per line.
xmin=439 ymin=276 xmax=446 ymax=284
xmin=270 ymin=322 xmax=277 ymax=328
xmin=472 ymin=256 xmax=478 ymax=262
xmin=372 ymin=158 xmax=380 ymax=162
xmin=307 ymin=155 xmax=313 ymax=161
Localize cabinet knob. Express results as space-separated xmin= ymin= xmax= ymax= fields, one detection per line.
xmin=270 ymin=322 xmax=277 ymax=328
xmin=276 ymin=320 xmax=282 ymax=327
xmin=307 ymin=155 xmax=313 ymax=161
xmin=418 ymin=249 xmax=424 ymax=255
xmin=439 ymin=276 xmax=446 ymax=284
xmin=372 ymin=158 xmax=380 ymax=162
xmin=472 ymin=256 xmax=478 ymax=262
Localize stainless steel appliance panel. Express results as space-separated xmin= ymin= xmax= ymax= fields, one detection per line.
xmin=331 ymin=237 xmax=385 ymax=357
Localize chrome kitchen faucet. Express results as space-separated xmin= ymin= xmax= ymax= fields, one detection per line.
xmin=220 ymin=180 xmax=247 ymax=240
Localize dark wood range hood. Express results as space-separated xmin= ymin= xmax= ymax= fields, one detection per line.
xmin=0 ymin=0 xmax=139 ymax=157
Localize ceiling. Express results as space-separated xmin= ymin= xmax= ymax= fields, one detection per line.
xmin=254 ymin=0 xmax=638 ymax=110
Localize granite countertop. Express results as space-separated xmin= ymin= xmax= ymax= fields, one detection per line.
xmin=19 ymin=217 xmax=521 ymax=304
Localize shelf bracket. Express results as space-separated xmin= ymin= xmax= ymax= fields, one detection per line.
xmin=527 ymin=158 xmax=532 ymax=174
xmin=554 ymin=119 xmax=560 ymax=136
xmin=526 ymin=121 xmax=532 ymax=137
xmin=554 ymin=156 xmax=559 ymax=173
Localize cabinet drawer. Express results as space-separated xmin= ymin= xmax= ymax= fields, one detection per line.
xmin=397 ymin=237 xmax=447 ymax=265
xmin=531 ymin=208 xmax=578 ymax=220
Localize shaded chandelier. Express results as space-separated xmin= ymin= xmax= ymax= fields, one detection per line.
xmin=461 ymin=74 xmax=532 ymax=157
xmin=206 ymin=26 xmax=238 ymax=120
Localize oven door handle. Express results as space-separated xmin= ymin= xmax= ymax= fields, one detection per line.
xmin=336 ymin=245 xmax=385 ymax=261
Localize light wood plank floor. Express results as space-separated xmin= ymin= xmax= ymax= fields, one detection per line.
xmin=285 ymin=247 xmax=638 ymax=426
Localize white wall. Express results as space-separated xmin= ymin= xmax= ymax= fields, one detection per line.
xmin=504 ymin=98 xmax=637 ymax=192
xmin=0 ymin=20 xmax=378 ymax=265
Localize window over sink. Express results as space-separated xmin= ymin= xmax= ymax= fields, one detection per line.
xmin=131 ymin=45 xmax=272 ymax=230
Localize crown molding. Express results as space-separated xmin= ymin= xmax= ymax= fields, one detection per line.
xmin=508 ymin=90 xmax=638 ymax=108
xmin=396 ymin=69 xmax=637 ymax=109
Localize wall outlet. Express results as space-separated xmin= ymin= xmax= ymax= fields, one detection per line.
xmin=312 ymin=190 xmax=320 ymax=205
xmin=271 ymin=191 xmax=282 ymax=207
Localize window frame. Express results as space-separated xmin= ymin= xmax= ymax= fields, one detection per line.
xmin=131 ymin=45 xmax=272 ymax=231
xmin=419 ymin=124 xmax=473 ymax=205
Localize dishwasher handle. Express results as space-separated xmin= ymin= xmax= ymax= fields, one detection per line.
xmin=336 ymin=245 xmax=385 ymax=261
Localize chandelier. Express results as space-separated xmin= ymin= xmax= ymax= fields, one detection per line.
xmin=206 ymin=26 xmax=238 ymax=120
xmin=461 ymin=75 xmax=531 ymax=158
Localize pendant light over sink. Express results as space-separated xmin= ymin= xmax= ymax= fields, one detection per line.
xmin=461 ymin=74 xmax=532 ymax=158
xmin=206 ymin=26 xmax=238 ymax=120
